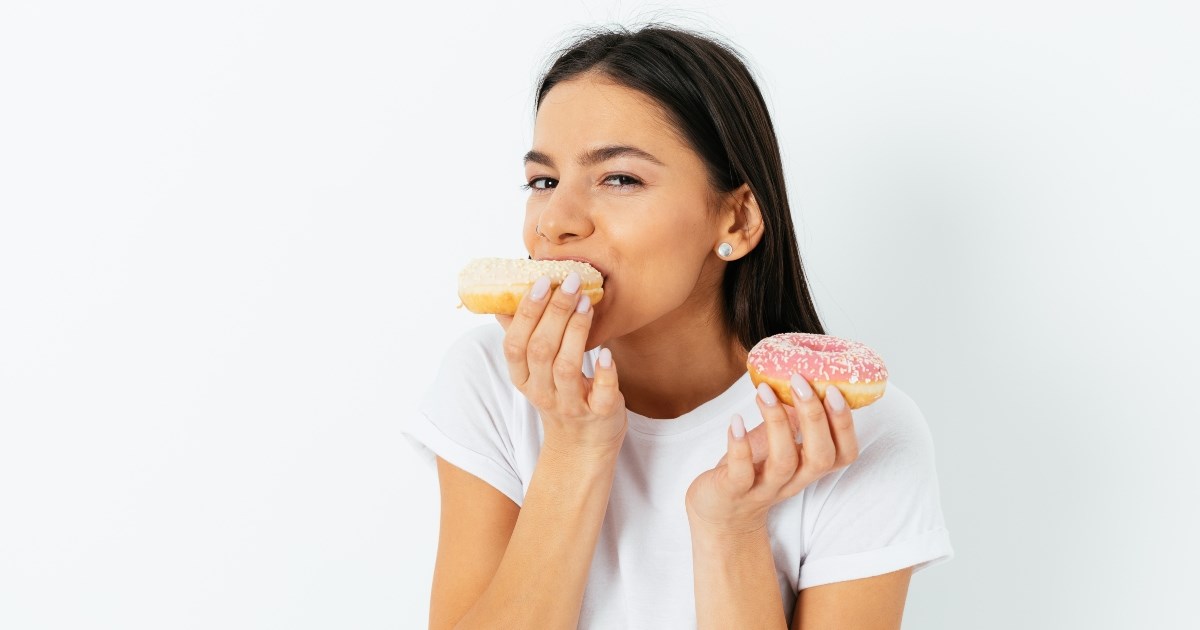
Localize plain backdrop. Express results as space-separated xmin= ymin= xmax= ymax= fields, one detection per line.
xmin=1 ymin=0 xmax=1197 ymax=628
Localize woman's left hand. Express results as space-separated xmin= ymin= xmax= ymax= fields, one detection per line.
xmin=684 ymin=375 xmax=859 ymax=535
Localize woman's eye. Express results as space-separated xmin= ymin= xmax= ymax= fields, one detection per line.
xmin=521 ymin=175 xmax=641 ymax=192
xmin=523 ymin=177 xmax=556 ymax=191
xmin=603 ymin=174 xmax=642 ymax=187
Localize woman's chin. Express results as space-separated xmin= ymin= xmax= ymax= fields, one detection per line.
xmin=585 ymin=324 xmax=608 ymax=355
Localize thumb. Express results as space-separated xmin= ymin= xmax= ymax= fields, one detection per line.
xmin=721 ymin=414 xmax=756 ymax=493
xmin=587 ymin=347 xmax=621 ymax=416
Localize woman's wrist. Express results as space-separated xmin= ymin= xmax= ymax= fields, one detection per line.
xmin=688 ymin=517 xmax=772 ymax=559
xmin=685 ymin=502 xmax=769 ymax=539
xmin=539 ymin=436 xmax=623 ymax=474
xmin=540 ymin=425 xmax=627 ymax=464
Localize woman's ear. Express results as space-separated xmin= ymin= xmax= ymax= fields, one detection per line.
xmin=716 ymin=183 xmax=765 ymax=259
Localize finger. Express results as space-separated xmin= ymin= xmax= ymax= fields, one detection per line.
xmin=791 ymin=374 xmax=836 ymax=475
xmin=776 ymin=386 xmax=857 ymax=499
xmin=715 ymin=413 xmax=765 ymax=467
xmin=736 ymin=418 xmax=772 ymax=464
xmin=494 ymin=314 xmax=513 ymax=332
xmin=721 ymin=414 xmax=756 ymax=493
xmin=756 ymin=382 xmax=799 ymax=489
xmin=744 ymin=403 xmax=801 ymax=446
xmin=500 ymin=276 xmax=553 ymax=389
xmin=552 ymin=291 xmax=594 ymax=404
xmin=586 ymin=347 xmax=621 ymax=416
xmin=525 ymin=272 xmax=584 ymax=399
xmin=788 ymin=405 xmax=801 ymax=435
xmin=823 ymin=385 xmax=860 ymax=469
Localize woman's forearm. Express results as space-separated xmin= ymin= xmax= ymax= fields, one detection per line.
xmin=689 ymin=522 xmax=789 ymax=630
xmin=453 ymin=446 xmax=618 ymax=630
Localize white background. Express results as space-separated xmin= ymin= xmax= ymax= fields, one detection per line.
xmin=1 ymin=1 xmax=1197 ymax=628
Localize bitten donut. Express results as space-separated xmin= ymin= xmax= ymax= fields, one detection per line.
xmin=747 ymin=332 xmax=888 ymax=409
xmin=457 ymin=257 xmax=605 ymax=315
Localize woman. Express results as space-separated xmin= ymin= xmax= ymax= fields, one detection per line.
xmin=403 ymin=24 xmax=954 ymax=629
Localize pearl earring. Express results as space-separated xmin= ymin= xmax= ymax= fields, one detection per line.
xmin=717 ymin=242 xmax=733 ymax=257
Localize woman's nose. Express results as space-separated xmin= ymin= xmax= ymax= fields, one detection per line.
xmin=537 ymin=184 xmax=593 ymax=242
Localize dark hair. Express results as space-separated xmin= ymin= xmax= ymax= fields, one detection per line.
xmin=533 ymin=23 xmax=826 ymax=350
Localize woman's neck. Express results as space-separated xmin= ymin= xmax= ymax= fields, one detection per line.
xmin=604 ymin=298 xmax=748 ymax=421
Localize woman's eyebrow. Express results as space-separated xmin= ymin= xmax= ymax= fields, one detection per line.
xmin=523 ymin=145 xmax=665 ymax=168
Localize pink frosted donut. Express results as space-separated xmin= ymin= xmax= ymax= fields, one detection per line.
xmin=746 ymin=333 xmax=889 ymax=409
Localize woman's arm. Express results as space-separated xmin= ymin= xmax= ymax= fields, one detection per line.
xmin=689 ymin=521 xmax=914 ymax=630
xmin=689 ymin=522 xmax=788 ymax=630
xmin=440 ymin=272 xmax=625 ymax=628
xmin=791 ymin=567 xmax=912 ymax=629
xmin=449 ymin=445 xmax=619 ymax=630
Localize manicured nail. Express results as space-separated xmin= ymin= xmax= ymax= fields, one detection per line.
xmin=598 ymin=347 xmax=612 ymax=368
xmin=756 ymin=382 xmax=777 ymax=406
xmin=562 ymin=271 xmax=581 ymax=295
xmin=826 ymin=386 xmax=846 ymax=412
xmin=576 ymin=293 xmax=591 ymax=313
xmin=731 ymin=414 xmax=746 ymax=439
xmin=530 ymin=276 xmax=551 ymax=300
xmin=790 ymin=373 xmax=813 ymax=402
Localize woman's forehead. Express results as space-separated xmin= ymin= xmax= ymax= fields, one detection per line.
xmin=533 ymin=76 xmax=684 ymax=152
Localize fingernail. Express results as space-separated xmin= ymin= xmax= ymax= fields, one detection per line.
xmin=530 ymin=276 xmax=551 ymax=300
xmin=598 ymin=347 xmax=612 ymax=368
xmin=826 ymin=386 xmax=846 ymax=412
xmin=562 ymin=271 xmax=581 ymax=295
xmin=576 ymin=293 xmax=591 ymax=314
xmin=731 ymin=414 xmax=746 ymax=439
xmin=756 ymin=382 xmax=777 ymax=406
xmin=790 ymin=373 xmax=813 ymax=401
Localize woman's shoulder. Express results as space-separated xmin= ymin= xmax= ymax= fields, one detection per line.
xmin=427 ymin=321 xmax=511 ymax=391
xmin=436 ymin=322 xmax=508 ymax=375
xmin=793 ymin=379 xmax=954 ymax=589
xmin=451 ymin=320 xmax=506 ymax=347
xmin=849 ymin=380 xmax=939 ymax=456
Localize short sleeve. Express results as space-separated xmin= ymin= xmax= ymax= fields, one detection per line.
xmin=400 ymin=324 xmax=525 ymax=506
xmin=797 ymin=384 xmax=955 ymax=590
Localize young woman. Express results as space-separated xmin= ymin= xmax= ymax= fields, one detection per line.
xmin=403 ymin=24 xmax=954 ymax=629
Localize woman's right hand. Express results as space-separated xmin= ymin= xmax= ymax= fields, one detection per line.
xmin=494 ymin=272 xmax=627 ymax=459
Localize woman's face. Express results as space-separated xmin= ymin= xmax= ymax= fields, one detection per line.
xmin=524 ymin=73 xmax=727 ymax=350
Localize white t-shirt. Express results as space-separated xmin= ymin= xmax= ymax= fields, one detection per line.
xmin=402 ymin=323 xmax=954 ymax=627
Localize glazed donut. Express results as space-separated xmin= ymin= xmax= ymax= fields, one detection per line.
xmin=747 ymin=332 xmax=889 ymax=410
xmin=457 ymin=257 xmax=604 ymax=315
